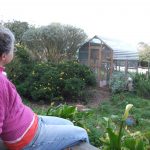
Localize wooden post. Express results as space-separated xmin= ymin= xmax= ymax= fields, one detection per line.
xmin=115 ymin=60 xmax=117 ymax=71
xmin=119 ymin=61 xmax=120 ymax=71
xmin=125 ymin=60 xmax=128 ymax=76
xmin=88 ymin=42 xmax=91 ymax=66
xmin=110 ymin=49 xmax=113 ymax=78
xmin=99 ymin=41 xmax=104 ymax=87
xmin=98 ymin=43 xmax=102 ymax=87
xmin=136 ymin=61 xmax=138 ymax=73
xmin=148 ymin=61 xmax=150 ymax=77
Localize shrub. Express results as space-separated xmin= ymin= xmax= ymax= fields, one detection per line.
xmin=7 ymin=59 xmax=96 ymax=103
xmin=6 ymin=45 xmax=34 ymax=83
xmin=27 ymin=61 xmax=96 ymax=103
xmin=25 ymin=63 xmax=60 ymax=102
xmin=63 ymin=78 xmax=85 ymax=101
xmin=133 ymin=73 xmax=150 ymax=99
xmin=109 ymin=71 xmax=128 ymax=93
xmin=57 ymin=61 xmax=97 ymax=86
xmin=100 ymin=104 xmax=150 ymax=149
xmin=6 ymin=45 xmax=35 ymax=96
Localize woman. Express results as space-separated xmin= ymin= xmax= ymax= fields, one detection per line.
xmin=0 ymin=27 xmax=89 ymax=150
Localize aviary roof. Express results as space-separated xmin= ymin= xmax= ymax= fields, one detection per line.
xmin=90 ymin=35 xmax=139 ymax=60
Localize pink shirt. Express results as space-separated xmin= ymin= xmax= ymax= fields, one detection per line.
xmin=0 ymin=67 xmax=34 ymax=141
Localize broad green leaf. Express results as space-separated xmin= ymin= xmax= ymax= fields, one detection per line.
xmin=107 ymin=127 xmax=120 ymax=149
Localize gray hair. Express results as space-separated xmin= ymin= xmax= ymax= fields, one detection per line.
xmin=0 ymin=26 xmax=15 ymax=56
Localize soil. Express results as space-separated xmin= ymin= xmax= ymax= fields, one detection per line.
xmin=86 ymin=86 xmax=111 ymax=108
xmin=28 ymin=86 xmax=111 ymax=111
xmin=74 ymin=86 xmax=111 ymax=111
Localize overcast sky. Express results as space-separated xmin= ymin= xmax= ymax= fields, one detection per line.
xmin=0 ymin=0 xmax=150 ymax=46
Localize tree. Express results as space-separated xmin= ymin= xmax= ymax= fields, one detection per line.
xmin=4 ymin=20 xmax=30 ymax=44
xmin=22 ymin=23 xmax=87 ymax=62
xmin=138 ymin=42 xmax=150 ymax=62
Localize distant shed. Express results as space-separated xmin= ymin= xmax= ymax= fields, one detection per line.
xmin=78 ymin=35 xmax=139 ymax=87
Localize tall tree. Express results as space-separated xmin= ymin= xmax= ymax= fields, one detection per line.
xmin=4 ymin=20 xmax=30 ymax=44
xmin=138 ymin=42 xmax=150 ymax=62
xmin=22 ymin=23 xmax=87 ymax=62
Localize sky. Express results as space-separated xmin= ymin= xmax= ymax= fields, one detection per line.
xmin=0 ymin=0 xmax=150 ymax=47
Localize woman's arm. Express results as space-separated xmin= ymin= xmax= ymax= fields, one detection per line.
xmin=0 ymin=95 xmax=5 ymax=135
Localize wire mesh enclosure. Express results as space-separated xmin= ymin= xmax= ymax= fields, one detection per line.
xmin=79 ymin=36 xmax=113 ymax=87
xmin=79 ymin=36 xmax=139 ymax=87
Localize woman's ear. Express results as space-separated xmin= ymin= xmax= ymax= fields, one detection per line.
xmin=0 ymin=53 xmax=7 ymax=64
xmin=1 ymin=53 xmax=7 ymax=61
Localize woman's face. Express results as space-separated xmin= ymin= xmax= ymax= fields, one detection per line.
xmin=0 ymin=45 xmax=14 ymax=66
xmin=5 ymin=45 xmax=14 ymax=64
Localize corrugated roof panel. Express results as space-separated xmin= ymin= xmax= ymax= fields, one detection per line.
xmin=94 ymin=36 xmax=139 ymax=60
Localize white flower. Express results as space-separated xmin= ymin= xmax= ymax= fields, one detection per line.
xmin=123 ymin=104 xmax=133 ymax=120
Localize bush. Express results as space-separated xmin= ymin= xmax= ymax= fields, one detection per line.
xmin=109 ymin=71 xmax=129 ymax=93
xmin=57 ymin=61 xmax=96 ymax=86
xmin=25 ymin=63 xmax=61 ymax=101
xmin=133 ymin=73 xmax=150 ymax=99
xmin=27 ymin=61 xmax=96 ymax=103
xmin=6 ymin=45 xmax=35 ymax=96
xmin=63 ymin=78 xmax=85 ymax=101
xmin=6 ymin=45 xmax=34 ymax=82
xmin=7 ymin=59 xmax=96 ymax=103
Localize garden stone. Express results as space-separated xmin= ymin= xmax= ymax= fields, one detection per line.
xmin=71 ymin=142 xmax=99 ymax=150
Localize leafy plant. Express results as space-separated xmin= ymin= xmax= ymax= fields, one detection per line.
xmin=109 ymin=71 xmax=129 ymax=93
xmin=133 ymin=73 xmax=150 ymax=99
xmin=63 ymin=78 xmax=85 ymax=101
xmin=100 ymin=104 xmax=150 ymax=149
xmin=46 ymin=103 xmax=92 ymax=127
xmin=23 ymin=92 xmax=150 ymax=148
xmin=47 ymin=104 xmax=78 ymax=120
xmin=7 ymin=59 xmax=96 ymax=103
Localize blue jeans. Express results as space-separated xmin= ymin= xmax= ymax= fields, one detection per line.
xmin=23 ymin=115 xmax=89 ymax=150
xmin=0 ymin=139 xmax=7 ymax=150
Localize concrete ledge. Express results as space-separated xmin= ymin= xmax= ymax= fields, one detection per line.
xmin=0 ymin=140 xmax=99 ymax=150
xmin=0 ymin=140 xmax=7 ymax=150
xmin=71 ymin=142 xmax=99 ymax=150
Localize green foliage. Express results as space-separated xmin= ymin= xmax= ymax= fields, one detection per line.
xmin=63 ymin=78 xmax=85 ymax=100
xmin=100 ymin=105 xmax=150 ymax=150
xmin=139 ymin=61 xmax=149 ymax=67
xmin=25 ymin=62 xmax=59 ymax=101
xmin=6 ymin=45 xmax=35 ymax=96
xmin=44 ymin=95 xmax=150 ymax=149
xmin=133 ymin=73 xmax=150 ymax=99
xmin=57 ymin=61 xmax=96 ymax=86
xmin=7 ymin=59 xmax=96 ymax=103
xmin=46 ymin=103 xmax=98 ymax=142
xmin=28 ymin=62 xmax=95 ymax=101
xmin=109 ymin=71 xmax=128 ymax=93
xmin=46 ymin=103 xmax=94 ymax=129
xmin=4 ymin=20 xmax=30 ymax=44
xmin=47 ymin=104 xmax=77 ymax=119
xmin=138 ymin=42 xmax=150 ymax=62
xmin=22 ymin=23 xmax=87 ymax=61
xmin=23 ymin=92 xmax=150 ymax=148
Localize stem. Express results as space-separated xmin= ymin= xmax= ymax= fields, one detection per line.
xmin=118 ymin=120 xmax=124 ymax=149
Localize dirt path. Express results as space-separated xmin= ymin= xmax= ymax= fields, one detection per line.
xmin=86 ymin=86 xmax=111 ymax=108
xmin=27 ymin=86 xmax=111 ymax=111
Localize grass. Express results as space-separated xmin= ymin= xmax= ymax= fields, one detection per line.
xmin=23 ymin=92 xmax=150 ymax=147
xmin=23 ymin=99 xmax=50 ymax=115
xmin=82 ymin=92 xmax=150 ymax=146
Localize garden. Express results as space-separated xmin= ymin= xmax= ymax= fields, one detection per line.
xmin=6 ymin=45 xmax=150 ymax=149
xmin=4 ymin=21 xmax=150 ymax=149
